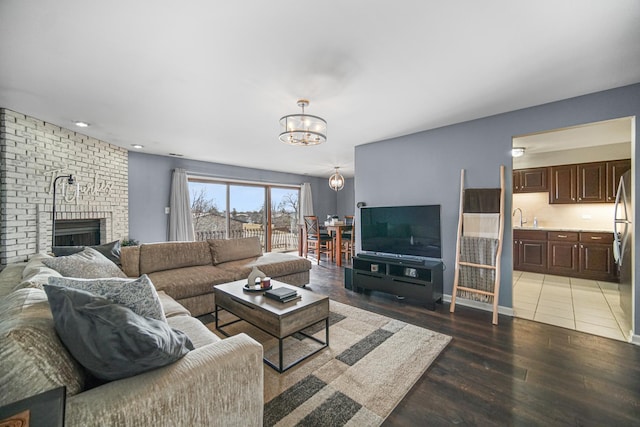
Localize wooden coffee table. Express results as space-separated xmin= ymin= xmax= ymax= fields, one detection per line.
xmin=213 ymin=280 xmax=330 ymax=373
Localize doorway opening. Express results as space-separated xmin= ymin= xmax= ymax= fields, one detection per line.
xmin=511 ymin=117 xmax=634 ymax=342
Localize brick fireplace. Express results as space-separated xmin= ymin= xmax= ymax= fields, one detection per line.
xmin=0 ymin=109 xmax=129 ymax=266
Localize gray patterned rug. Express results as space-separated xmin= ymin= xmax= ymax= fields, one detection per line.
xmin=204 ymin=300 xmax=451 ymax=426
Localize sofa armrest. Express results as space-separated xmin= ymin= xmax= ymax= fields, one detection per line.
xmin=65 ymin=333 xmax=263 ymax=427
xmin=120 ymin=246 xmax=140 ymax=277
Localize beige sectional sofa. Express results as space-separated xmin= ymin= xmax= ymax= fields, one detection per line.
xmin=120 ymin=237 xmax=312 ymax=316
xmin=0 ymin=260 xmax=264 ymax=426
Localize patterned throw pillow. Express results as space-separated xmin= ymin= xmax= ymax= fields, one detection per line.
xmin=42 ymin=247 xmax=126 ymax=279
xmin=44 ymin=285 xmax=193 ymax=381
xmin=47 ymin=274 xmax=165 ymax=322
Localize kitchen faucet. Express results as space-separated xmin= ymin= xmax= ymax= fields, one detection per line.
xmin=512 ymin=208 xmax=526 ymax=227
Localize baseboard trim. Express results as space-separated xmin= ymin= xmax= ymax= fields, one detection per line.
xmin=443 ymin=294 xmax=514 ymax=317
xmin=631 ymin=334 xmax=640 ymax=346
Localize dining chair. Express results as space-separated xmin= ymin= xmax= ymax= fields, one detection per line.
xmin=340 ymin=215 xmax=355 ymax=262
xmin=303 ymin=215 xmax=334 ymax=264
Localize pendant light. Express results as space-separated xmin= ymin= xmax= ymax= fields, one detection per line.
xmin=328 ymin=167 xmax=344 ymax=192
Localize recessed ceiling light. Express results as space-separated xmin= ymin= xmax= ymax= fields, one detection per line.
xmin=131 ymin=144 xmax=144 ymax=149
xmin=73 ymin=121 xmax=90 ymax=128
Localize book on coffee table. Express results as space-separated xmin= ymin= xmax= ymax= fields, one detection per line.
xmin=265 ymin=287 xmax=298 ymax=302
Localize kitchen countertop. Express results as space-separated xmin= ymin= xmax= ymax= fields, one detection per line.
xmin=513 ymin=226 xmax=614 ymax=233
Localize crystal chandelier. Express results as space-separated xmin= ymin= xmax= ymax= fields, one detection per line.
xmin=279 ymin=99 xmax=327 ymax=146
xmin=328 ymin=167 xmax=345 ymax=192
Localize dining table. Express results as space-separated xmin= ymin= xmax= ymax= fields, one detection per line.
xmin=324 ymin=223 xmax=350 ymax=267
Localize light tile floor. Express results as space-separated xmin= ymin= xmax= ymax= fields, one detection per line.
xmin=513 ymin=271 xmax=632 ymax=342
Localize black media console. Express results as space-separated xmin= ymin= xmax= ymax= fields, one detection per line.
xmin=351 ymin=255 xmax=443 ymax=310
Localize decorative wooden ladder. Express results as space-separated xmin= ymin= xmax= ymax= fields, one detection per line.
xmin=450 ymin=165 xmax=505 ymax=325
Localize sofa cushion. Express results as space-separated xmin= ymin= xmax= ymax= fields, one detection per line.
xmin=139 ymin=241 xmax=212 ymax=275
xmin=22 ymin=253 xmax=54 ymax=278
xmin=14 ymin=254 xmax=63 ymax=292
xmin=52 ymin=240 xmax=122 ymax=265
xmin=0 ymin=262 xmax=26 ymax=298
xmin=14 ymin=266 xmax=63 ymax=292
xmin=42 ymin=247 xmax=127 ymax=279
xmin=148 ymin=265 xmax=236 ymax=300
xmin=167 ymin=315 xmax=221 ymax=348
xmin=44 ymin=285 xmax=194 ymax=381
xmin=208 ymin=237 xmax=262 ymax=265
xmin=157 ymin=291 xmax=191 ymax=318
xmin=217 ymin=252 xmax=312 ymax=280
xmin=0 ymin=288 xmax=86 ymax=406
xmin=48 ymin=274 xmax=166 ymax=322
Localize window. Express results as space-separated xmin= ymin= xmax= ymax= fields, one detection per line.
xmin=188 ymin=177 xmax=299 ymax=253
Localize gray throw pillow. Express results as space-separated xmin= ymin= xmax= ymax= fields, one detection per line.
xmin=48 ymin=274 xmax=166 ymax=322
xmin=43 ymin=285 xmax=193 ymax=381
xmin=52 ymin=240 xmax=122 ymax=265
xmin=43 ymin=247 xmax=126 ymax=279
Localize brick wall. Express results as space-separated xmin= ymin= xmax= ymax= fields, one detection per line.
xmin=0 ymin=108 xmax=129 ymax=266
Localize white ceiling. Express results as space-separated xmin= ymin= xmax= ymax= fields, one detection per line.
xmin=1 ymin=1 xmax=639 ymax=179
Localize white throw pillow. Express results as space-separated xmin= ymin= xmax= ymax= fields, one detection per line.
xmin=42 ymin=247 xmax=126 ymax=279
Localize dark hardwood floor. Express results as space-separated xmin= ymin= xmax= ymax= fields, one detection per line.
xmin=305 ymin=260 xmax=640 ymax=426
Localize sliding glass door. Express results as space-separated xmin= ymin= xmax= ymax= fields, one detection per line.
xmin=188 ymin=178 xmax=299 ymax=253
xmin=229 ymin=184 xmax=266 ymax=248
xmin=269 ymin=187 xmax=299 ymax=253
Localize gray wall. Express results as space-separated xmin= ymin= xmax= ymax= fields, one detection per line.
xmin=128 ymin=152 xmax=341 ymax=243
xmin=336 ymin=177 xmax=355 ymax=218
xmin=355 ymin=83 xmax=640 ymax=334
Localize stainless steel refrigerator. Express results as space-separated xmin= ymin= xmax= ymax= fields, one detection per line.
xmin=613 ymin=170 xmax=632 ymax=336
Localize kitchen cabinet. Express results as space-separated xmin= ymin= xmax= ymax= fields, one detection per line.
xmin=605 ymin=159 xmax=631 ymax=202
xmin=550 ymin=159 xmax=629 ymax=204
xmin=513 ymin=229 xmax=547 ymax=273
xmin=577 ymin=162 xmax=606 ymax=203
xmin=513 ymin=167 xmax=548 ymax=193
xmin=547 ymin=231 xmax=579 ymax=275
xmin=514 ymin=229 xmax=617 ymax=282
xmin=579 ymin=232 xmax=616 ymax=281
xmin=549 ymin=164 xmax=577 ymax=203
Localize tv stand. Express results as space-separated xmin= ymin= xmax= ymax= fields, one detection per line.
xmin=357 ymin=253 xmax=426 ymax=266
xmin=351 ymin=255 xmax=443 ymax=310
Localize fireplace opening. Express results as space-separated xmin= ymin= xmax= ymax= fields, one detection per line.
xmin=54 ymin=219 xmax=101 ymax=246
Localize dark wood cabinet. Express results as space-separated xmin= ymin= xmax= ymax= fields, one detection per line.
xmin=550 ymin=160 xmax=629 ymax=204
xmin=547 ymin=231 xmax=579 ymax=275
xmin=513 ymin=167 xmax=548 ymax=193
xmin=513 ymin=229 xmax=547 ymax=273
xmin=514 ymin=229 xmax=617 ymax=282
xmin=605 ymin=159 xmax=631 ymax=202
xmin=549 ymin=164 xmax=577 ymax=203
xmin=577 ymin=162 xmax=606 ymax=203
xmin=579 ymin=232 xmax=616 ymax=281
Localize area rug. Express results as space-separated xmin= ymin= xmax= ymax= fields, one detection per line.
xmin=204 ymin=300 xmax=451 ymax=426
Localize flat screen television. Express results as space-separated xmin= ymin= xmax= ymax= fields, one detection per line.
xmin=360 ymin=205 xmax=441 ymax=260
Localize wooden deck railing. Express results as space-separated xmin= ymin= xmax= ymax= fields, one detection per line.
xmin=195 ymin=229 xmax=298 ymax=252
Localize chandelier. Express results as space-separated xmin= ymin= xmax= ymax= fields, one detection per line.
xmin=279 ymin=99 xmax=327 ymax=146
xmin=328 ymin=167 xmax=345 ymax=192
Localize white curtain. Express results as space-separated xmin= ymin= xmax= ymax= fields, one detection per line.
xmin=169 ymin=168 xmax=195 ymax=241
xmin=299 ymin=182 xmax=314 ymax=224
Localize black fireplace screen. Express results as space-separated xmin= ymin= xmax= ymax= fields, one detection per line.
xmin=54 ymin=219 xmax=100 ymax=246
